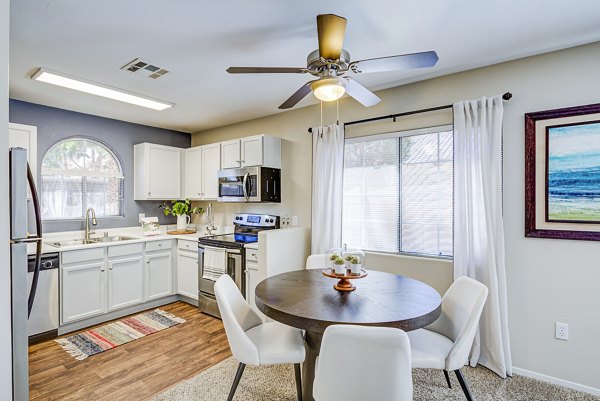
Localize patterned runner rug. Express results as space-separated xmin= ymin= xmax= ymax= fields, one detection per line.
xmin=55 ymin=309 xmax=186 ymax=360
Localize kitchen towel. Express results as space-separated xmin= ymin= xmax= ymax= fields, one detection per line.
xmin=202 ymin=246 xmax=227 ymax=281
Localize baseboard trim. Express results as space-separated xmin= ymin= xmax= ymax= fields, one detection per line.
xmin=512 ymin=366 xmax=600 ymax=396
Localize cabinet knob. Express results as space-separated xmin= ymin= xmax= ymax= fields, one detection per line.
xmin=109 ymin=265 xmax=113 ymax=270
xmin=148 ymin=192 xmax=151 ymax=195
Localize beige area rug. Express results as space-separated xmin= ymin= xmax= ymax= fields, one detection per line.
xmin=152 ymin=357 xmax=599 ymax=401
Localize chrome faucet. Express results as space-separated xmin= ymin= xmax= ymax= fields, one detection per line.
xmin=85 ymin=207 xmax=97 ymax=240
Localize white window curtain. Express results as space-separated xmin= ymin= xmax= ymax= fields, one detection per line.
xmin=311 ymin=123 xmax=344 ymax=254
xmin=453 ymin=95 xmax=512 ymax=378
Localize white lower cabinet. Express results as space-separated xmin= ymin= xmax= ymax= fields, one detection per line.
xmin=61 ymin=260 xmax=107 ymax=324
xmin=245 ymin=262 xmax=259 ymax=313
xmin=177 ymin=250 xmax=199 ymax=300
xmin=107 ymin=256 xmax=144 ymax=311
xmin=60 ymin=242 xmax=175 ymax=326
xmin=145 ymin=252 xmax=173 ymax=301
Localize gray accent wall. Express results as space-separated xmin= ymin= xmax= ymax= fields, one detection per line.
xmin=9 ymin=99 xmax=191 ymax=233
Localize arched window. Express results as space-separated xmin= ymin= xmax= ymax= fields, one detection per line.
xmin=41 ymin=138 xmax=124 ymax=220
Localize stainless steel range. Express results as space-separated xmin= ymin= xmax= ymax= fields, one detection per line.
xmin=198 ymin=213 xmax=280 ymax=318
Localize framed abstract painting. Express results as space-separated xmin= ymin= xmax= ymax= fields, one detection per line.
xmin=525 ymin=103 xmax=600 ymax=240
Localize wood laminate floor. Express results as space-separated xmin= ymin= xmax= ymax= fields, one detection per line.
xmin=28 ymin=302 xmax=231 ymax=401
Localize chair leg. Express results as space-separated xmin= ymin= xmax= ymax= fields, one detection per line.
xmin=443 ymin=369 xmax=452 ymax=388
xmin=294 ymin=363 xmax=303 ymax=401
xmin=227 ymin=363 xmax=246 ymax=401
xmin=454 ymin=369 xmax=474 ymax=401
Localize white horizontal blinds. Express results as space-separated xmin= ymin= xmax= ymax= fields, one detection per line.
xmin=342 ymin=137 xmax=399 ymax=252
xmin=342 ymin=127 xmax=453 ymax=257
xmin=41 ymin=138 xmax=124 ymax=219
xmin=400 ymin=130 xmax=453 ymax=256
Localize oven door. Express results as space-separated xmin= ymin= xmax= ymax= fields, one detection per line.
xmin=218 ymin=167 xmax=259 ymax=202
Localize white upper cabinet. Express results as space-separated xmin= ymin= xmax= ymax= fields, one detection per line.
xmin=201 ymin=143 xmax=221 ymax=199
xmin=134 ymin=143 xmax=182 ymax=200
xmin=184 ymin=143 xmax=221 ymax=200
xmin=221 ymin=139 xmax=241 ymax=169
xmin=221 ymin=135 xmax=281 ymax=170
xmin=9 ymin=123 xmax=37 ymax=196
xmin=184 ymin=147 xmax=203 ymax=200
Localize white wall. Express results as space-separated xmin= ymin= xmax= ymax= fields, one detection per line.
xmin=0 ymin=0 xmax=12 ymax=398
xmin=193 ymin=41 xmax=600 ymax=391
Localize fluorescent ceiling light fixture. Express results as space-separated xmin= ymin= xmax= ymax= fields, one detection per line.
xmin=311 ymin=77 xmax=346 ymax=102
xmin=31 ymin=68 xmax=173 ymax=111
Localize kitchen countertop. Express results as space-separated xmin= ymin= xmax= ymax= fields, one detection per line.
xmin=28 ymin=225 xmax=233 ymax=255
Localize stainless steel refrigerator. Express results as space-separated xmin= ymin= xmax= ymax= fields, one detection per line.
xmin=9 ymin=147 xmax=43 ymax=401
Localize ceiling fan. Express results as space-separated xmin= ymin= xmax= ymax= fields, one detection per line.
xmin=227 ymin=14 xmax=439 ymax=110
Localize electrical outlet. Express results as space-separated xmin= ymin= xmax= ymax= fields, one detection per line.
xmin=138 ymin=213 xmax=145 ymax=223
xmin=292 ymin=216 xmax=298 ymax=226
xmin=282 ymin=215 xmax=290 ymax=228
xmin=555 ymin=322 xmax=569 ymax=340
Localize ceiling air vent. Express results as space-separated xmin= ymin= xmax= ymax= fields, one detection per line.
xmin=121 ymin=58 xmax=170 ymax=79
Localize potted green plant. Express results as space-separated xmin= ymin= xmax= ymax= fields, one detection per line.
xmin=329 ymin=254 xmax=347 ymax=275
xmin=346 ymin=255 xmax=362 ymax=275
xmin=160 ymin=200 xmax=204 ymax=230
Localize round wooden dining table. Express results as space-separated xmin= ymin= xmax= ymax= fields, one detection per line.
xmin=254 ymin=269 xmax=442 ymax=401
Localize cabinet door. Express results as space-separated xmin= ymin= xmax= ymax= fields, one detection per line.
xmin=241 ymin=136 xmax=263 ymax=167
xmin=201 ymin=143 xmax=221 ymax=199
xmin=107 ymin=256 xmax=144 ymax=311
xmin=145 ymin=252 xmax=173 ymax=301
xmin=177 ymin=251 xmax=199 ymax=300
xmin=9 ymin=123 xmax=37 ymax=197
xmin=61 ymin=261 xmax=106 ymax=324
xmin=184 ymin=147 xmax=203 ymax=200
xmin=246 ymin=263 xmax=259 ymax=312
xmin=221 ymin=139 xmax=241 ymax=169
xmin=147 ymin=144 xmax=181 ymax=199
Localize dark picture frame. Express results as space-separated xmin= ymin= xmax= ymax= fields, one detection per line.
xmin=525 ymin=103 xmax=600 ymax=240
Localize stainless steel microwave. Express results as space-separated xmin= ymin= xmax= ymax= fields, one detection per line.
xmin=217 ymin=166 xmax=281 ymax=203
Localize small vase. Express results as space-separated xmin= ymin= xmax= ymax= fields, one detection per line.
xmin=350 ymin=263 xmax=362 ymax=275
xmin=334 ymin=263 xmax=347 ymax=275
xmin=176 ymin=215 xmax=191 ymax=230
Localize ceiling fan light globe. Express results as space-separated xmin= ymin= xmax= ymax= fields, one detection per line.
xmin=311 ymin=78 xmax=346 ymax=102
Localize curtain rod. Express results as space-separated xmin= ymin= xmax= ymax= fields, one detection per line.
xmin=307 ymin=92 xmax=512 ymax=133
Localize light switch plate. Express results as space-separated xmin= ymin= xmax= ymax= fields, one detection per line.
xmin=138 ymin=213 xmax=145 ymax=223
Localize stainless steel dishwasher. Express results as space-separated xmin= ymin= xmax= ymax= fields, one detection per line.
xmin=27 ymin=252 xmax=59 ymax=343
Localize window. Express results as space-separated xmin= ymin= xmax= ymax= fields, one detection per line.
xmin=41 ymin=138 xmax=124 ymax=220
xmin=342 ymin=126 xmax=453 ymax=258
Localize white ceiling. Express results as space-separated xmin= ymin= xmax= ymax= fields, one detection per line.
xmin=9 ymin=0 xmax=600 ymax=133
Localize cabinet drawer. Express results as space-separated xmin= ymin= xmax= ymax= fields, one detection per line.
xmin=178 ymin=240 xmax=198 ymax=252
xmin=108 ymin=243 xmax=144 ymax=258
xmin=146 ymin=240 xmax=173 ymax=252
xmin=61 ymin=247 xmax=105 ymax=264
xmin=246 ymin=249 xmax=258 ymax=263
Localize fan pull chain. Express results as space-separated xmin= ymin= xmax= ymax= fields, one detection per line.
xmin=336 ymin=98 xmax=339 ymax=126
xmin=320 ymin=100 xmax=323 ymax=138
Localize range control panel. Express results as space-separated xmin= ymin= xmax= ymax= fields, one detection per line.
xmin=233 ymin=213 xmax=279 ymax=228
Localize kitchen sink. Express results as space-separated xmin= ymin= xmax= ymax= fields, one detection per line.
xmin=47 ymin=236 xmax=138 ymax=248
xmin=47 ymin=239 xmax=99 ymax=247
xmin=90 ymin=236 xmax=138 ymax=243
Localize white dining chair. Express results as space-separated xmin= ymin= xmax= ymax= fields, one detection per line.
xmin=313 ymin=325 xmax=413 ymax=401
xmin=214 ymin=275 xmax=306 ymax=401
xmin=407 ymin=276 xmax=488 ymax=401
xmin=306 ymin=253 xmax=328 ymax=269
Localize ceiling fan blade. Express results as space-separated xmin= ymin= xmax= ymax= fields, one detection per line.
xmin=350 ymin=51 xmax=439 ymax=73
xmin=317 ymin=14 xmax=347 ymax=60
xmin=344 ymin=78 xmax=382 ymax=107
xmin=279 ymin=80 xmax=316 ymax=109
xmin=227 ymin=67 xmax=308 ymax=74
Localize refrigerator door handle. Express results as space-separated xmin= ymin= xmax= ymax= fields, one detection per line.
xmin=27 ymin=162 xmax=43 ymax=317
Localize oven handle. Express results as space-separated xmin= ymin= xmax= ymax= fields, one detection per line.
xmin=242 ymin=172 xmax=250 ymax=201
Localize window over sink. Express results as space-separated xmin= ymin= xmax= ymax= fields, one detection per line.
xmin=41 ymin=137 xmax=125 ymax=220
xmin=342 ymin=125 xmax=453 ymax=258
